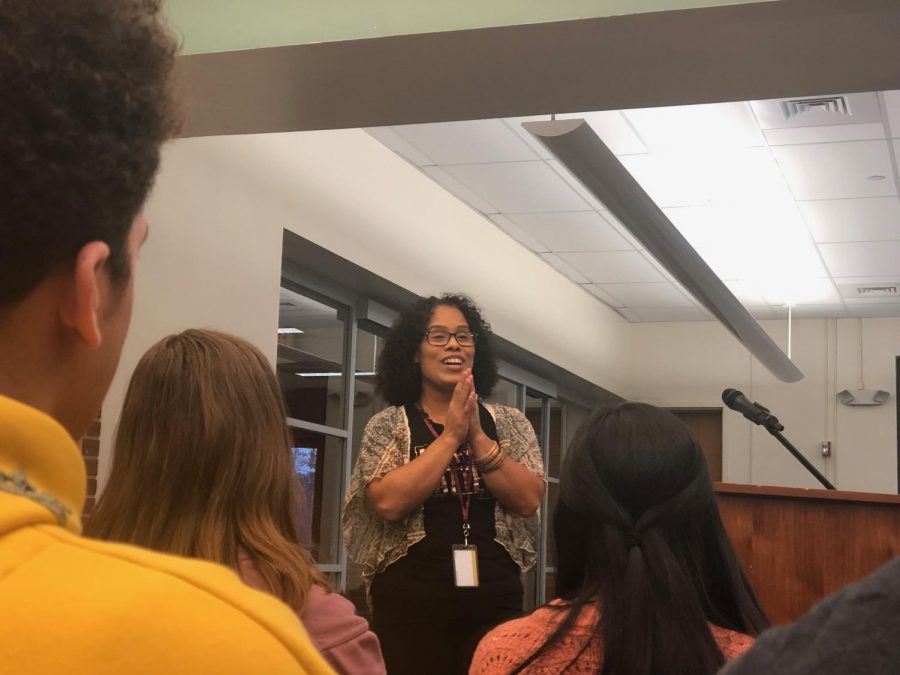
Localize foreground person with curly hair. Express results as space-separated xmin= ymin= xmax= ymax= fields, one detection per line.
xmin=343 ymin=294 xmax=546 ymax=675
xmin=0 ymin=2 xmax=331 ymax=672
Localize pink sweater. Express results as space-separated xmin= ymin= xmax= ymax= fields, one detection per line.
xmin=470 ymin=600 xmax=754 ymax=674
xmin=238 ymin=553 xmax=385 ymax=675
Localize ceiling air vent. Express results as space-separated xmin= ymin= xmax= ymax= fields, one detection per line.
xmin=857 ymin=285 xmax=898 ymax=297
xmin=782 ymin=96 xmax=851 ymax=119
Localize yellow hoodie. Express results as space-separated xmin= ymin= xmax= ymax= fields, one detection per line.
xmin=0 ymin=395 xmax=334 ymax=674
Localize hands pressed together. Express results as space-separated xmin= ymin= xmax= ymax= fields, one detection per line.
xmin=442 ymin=369 xmax=488 ymax=447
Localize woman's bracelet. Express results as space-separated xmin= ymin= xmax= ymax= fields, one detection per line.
xmin=473 ymin=441 xmax=506 ymax=474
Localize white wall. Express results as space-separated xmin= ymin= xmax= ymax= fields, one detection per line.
xmin=624 ymin=318 xmax=899 ymax=493
xmin=98 ymin=130 xmax=630 ymax=487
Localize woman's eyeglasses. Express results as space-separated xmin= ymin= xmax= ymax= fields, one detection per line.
xmin=424 ymin=330 xmax=477 ymax=347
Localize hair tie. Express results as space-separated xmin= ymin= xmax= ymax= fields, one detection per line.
xmin=624 ymin=530 xmax=642 ymax=550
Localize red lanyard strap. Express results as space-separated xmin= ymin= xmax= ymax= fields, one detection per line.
xmin=420 ymin=411 xmax=473 ymax=525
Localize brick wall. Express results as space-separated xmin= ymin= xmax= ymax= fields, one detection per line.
xmin=80 ymin=417 xmax=100 ymax=526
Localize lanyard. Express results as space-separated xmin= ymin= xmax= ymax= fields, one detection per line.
xmin=421 ymin=412 xmax=474 ymax=545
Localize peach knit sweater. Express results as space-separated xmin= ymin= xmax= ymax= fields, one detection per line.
xmin=470 ymin=600 xmax=754 ymax=674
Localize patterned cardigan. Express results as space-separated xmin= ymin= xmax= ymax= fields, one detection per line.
xmin=342 ymin=402 xmax=545 ymax=593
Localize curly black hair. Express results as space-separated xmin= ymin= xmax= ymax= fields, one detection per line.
xmin=376 ymin=294 xmax=499 ymax=406
xmin=0 ymin=0 xmax=178 ymax=307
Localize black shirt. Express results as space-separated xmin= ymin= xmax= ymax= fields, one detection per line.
xmin=374 ymin=402 xmax=520 ymax=594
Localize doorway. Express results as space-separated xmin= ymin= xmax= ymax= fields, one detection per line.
xmin=668 ymin=409 xmax=723 ymax=482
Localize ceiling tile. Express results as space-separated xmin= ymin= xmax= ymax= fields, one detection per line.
xmin=506 ymin=211 xmax=631 ymax=252
xmin=582 ymin=284 xmax=625 ymax=307
xmin=724 ymin=280 xmax=767 ymax=305
xmin=619 ymin=154 xmax=713 ymax=207
xmin=555 ymin=250 xmax=665 ymax=284
xmin=772 ymin=140 xmax=896 ymax=200
xmin=617 ymin=308 xmax=641 ymax=322
xmin=789 ymin=304 xmax=847 ymax=318
xmin=365 ymin=126 xmax=435 ymax=165
xmin=764 ymin=123 xmax=885 ymax=146
xmin=442 ymin=161 xmax=589 ymax=213
xmin=487 ymin=214 xmax=549 ymax=252
xmin=595 ymin=282 xmax=695 ymax=307
xmin=623 ymin=102 xmax=764 ymax=151
xmin=545 ymin=160 xmax=608 ymax=210
xmin=421 ymin=166 xmax=498 ymax=213
xmin=819 ymin=241 xmax=900 ymax=277
xmin=844 ymin=303 xmax=900 ymax=318
xmin=882 ymin=90 xmax=900 ymax=137
xmin=761 ymin=278 xmax=841 ymax=305
xmin=620 ymin=148 xmax=787 ymax=208
xmin=634 ymin=251 xmax=707 ymax=293
xmin=664 ymin=205 xmax=732 ymax=250
xmin=747 ymin=306 xmax=776 ymax=320
xmin=665 ymin=201 xmax=827 ymax=282
xmin=392 ymin=120 xmax=538 ymax=165
xmin=632 ymin=306 xmax=714 ymax=322
xmin=539 ymin=252 xmax=591 ymax=284
xmin=799 ymin=197 xmax=900 ymax=242
xmin=598 ymin=210 xmax=645 ymax=250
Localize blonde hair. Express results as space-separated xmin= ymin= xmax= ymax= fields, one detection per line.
xmin=87 ymin=329 xmax=326 ymax=608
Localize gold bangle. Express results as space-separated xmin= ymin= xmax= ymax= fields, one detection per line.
xmin=473 ymin=441 xmax=500 ymax=465
xmin=474 ymin=441 xmax=506 ymax=473
xmin=478 ymin=454 xmax=506 ymax=474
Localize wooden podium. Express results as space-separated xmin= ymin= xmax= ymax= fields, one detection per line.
xmin=715 ymin=483 xmax=900 ymax=624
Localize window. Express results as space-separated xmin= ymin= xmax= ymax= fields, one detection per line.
xmin=278 ymin=282 xmax=355 ymax=580
xmin=277 ymin=287 xmax=348 ymax=427
xmin=543 ymin=398 xmax=590 ymax=602
xmin=345 ymin=326 xmax=388 ymax=618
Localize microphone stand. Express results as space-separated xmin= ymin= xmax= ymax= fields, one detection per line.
xmin=761 ymin=420 xmax=836 ymax=490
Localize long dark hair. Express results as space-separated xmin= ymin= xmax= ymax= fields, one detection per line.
xmin=514 ymin=402 xmax=768 ymax=675
xmin=376 ymin=293 xmax=498 ymax=406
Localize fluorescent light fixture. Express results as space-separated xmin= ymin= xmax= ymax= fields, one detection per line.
xmin=277 ymin=327 xmax=305 ymax=334
xmin=622 ymin=102 xmax=765 ymax=152
xmin=296 ymin=371 xmax=376 ymax=378
xmin=523 ymin=118 xmax=803 ymax=383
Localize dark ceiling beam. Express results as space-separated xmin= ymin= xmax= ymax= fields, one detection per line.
xmin=178 ymin=0 xmax=900 ymax=137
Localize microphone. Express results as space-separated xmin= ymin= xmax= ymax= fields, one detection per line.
xmin=721 ymin=389 xmax=784 ymax=432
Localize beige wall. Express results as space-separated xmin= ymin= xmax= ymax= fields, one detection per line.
xmin=624 ymin=318 xmax=899 ymax=493
xmin=98 ymin=130 xmax=630 ymax=487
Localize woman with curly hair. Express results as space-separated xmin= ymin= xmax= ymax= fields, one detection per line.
xmin=343 ymin=294 xmax=546 ymax=674
xmin=470 ymin=402 xmax=768 ymax=675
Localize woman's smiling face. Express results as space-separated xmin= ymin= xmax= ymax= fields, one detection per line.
xmin=417 ymin=304 xmax=475 ymax=394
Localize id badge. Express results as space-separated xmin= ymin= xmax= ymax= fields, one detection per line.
xmin=452 ymin=544 xmax=480 ymax=588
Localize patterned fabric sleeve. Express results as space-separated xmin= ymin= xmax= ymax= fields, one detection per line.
xmin=498 ymin=405 xmax=546 ymax=478
xmin=341 ymin=407 xmax=409 ymax=569
xmin=489 ymin=404 xmax=545 ymax=574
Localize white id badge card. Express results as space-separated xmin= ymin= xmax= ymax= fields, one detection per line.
xmin=452 ymin=545 xmax=480 ymax=588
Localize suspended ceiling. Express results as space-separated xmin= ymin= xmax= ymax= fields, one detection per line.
xmin=367 ymin=91 xmax=900 ymax=322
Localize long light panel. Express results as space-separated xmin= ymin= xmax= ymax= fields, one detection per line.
xmin=523 ymin=118 xmax=804 ymax=383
